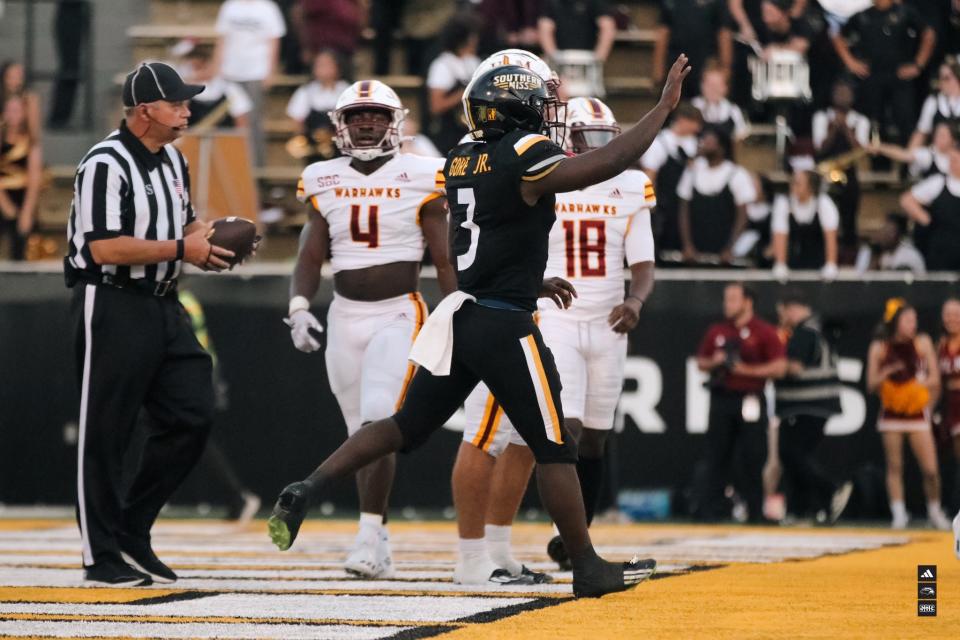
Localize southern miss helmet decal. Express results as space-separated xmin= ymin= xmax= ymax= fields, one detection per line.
xmin=463 ymin=65 xmax=566 ymax=146
xmin=491 ymin=72 xmax=544 ymax=92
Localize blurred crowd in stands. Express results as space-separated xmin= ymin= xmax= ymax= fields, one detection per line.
xmin=1 ymin=0 xmax=959 ymax=271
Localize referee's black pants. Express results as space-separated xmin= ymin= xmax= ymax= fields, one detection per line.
xmin=777 ymin=414 xmax=837 ymax=517
xmin=694 ymin=390 xmax=767 ymax=522
xmin=72 ymin=284 xmax=213 ymax=568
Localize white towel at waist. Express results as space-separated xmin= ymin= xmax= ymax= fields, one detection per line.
xmin=408 ymin=291 xmax=476 ymax=376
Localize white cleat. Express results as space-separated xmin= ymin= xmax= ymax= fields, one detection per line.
xmin=454 ymin=556 xmax=503 ymax=585
xmin=891 ymin=511 xmax=910 ymax=530
xmin=929 ymin=506 xmax=952 ymax=531
xmin=345 ymin=528 xmax=381 ymax=578
xmin=374 ymin=529 xmax=396 ymax=579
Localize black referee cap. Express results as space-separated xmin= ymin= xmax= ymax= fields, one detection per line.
xmin=122 ymin=62 xmax=204 ymax=107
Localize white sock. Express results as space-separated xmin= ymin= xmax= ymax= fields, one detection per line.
xmin=359 ymin=512 xmax=384 ymax=534
xmin=927 ymin=500 xmax=943 ymax=516
xmin=458 ymin=537 xmax=490 ymax=568
xmin=890 ymin=500 xmax=907 ymax=520
xmin=485 ymin=524 xmax=522 ymax=575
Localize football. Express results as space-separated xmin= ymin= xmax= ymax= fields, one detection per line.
xmin=209 ymin=217 xmax=258 ymax=266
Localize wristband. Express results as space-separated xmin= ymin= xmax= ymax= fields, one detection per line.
xmin=289 ymin=295 xmax=311 ymax=316
xmin=175 ymin=238 xmax=184 ymax=261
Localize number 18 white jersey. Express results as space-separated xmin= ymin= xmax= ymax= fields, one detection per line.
xmin=539 ymin=168 xmax=656 ymax=320
xmin=296 ymin=153 xmax=445 ymax=274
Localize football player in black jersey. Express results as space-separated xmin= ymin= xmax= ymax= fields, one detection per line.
xmin=268 ymin=54 xmax=690 ymax=598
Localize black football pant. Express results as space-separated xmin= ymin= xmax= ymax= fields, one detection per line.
xmin=72 ymin=284 xmax=213 ymax=567
xmin=394 ymin=302 xmax=577 ymax=464
xmin=778 ymin=414 xmax=837 ymax=517
xmin=695 ymin=390 xmax=767 ymax=522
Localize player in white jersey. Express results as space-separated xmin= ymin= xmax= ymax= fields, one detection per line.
xmin=452 ymin=95 xmax=657 ymax=583
xmin=286 ymin=80 xmax=457 ymax=578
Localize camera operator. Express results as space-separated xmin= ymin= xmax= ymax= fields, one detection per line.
xmin=693 ymin=282 xmax=787 ymax=522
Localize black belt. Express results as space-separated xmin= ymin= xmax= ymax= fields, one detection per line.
xmin=72 ymin=270 xmax=178 ymax=297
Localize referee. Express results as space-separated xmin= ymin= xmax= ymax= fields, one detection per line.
xmin=65 ymin=62 xmax=234 ymax=586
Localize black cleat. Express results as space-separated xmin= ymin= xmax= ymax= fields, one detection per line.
xmin=547 ymin=535 xmax=572 ymax=571
xmin=519 ymin=564 xmax=553 ymax=583
xmin=84 ymin=557 xmax=153 ymax=586
xmin=118 ymin=532 xmax=177 ymax=583
xmin=268 ymin=481 xmax=311 ymax=551
xmin=572 ymin=556 xmax=656 ymax=598
xmin=487 ymin=568 xmax=542 ymax=585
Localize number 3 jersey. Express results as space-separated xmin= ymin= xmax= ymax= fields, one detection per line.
xmin=539 ymin=168 xmax=656 ymax=320
xmin=444 ymin=130 xmax=568 ymax=311
xmin=296 ymin=153 xmax=445 ymax=274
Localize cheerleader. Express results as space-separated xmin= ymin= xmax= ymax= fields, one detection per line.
xmin=938 ymin=298 xmax=960 ymax=505
xmin=866 ymin=299 xmax=950 ymax=530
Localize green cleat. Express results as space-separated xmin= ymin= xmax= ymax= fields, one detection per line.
xmin=267 ymin=481 xmax=311 ymax=551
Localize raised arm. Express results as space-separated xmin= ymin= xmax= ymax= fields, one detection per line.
xmin=522 ymin=55 xmax=690 ymax=204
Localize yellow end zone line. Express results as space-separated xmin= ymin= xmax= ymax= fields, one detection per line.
xmin=442 ymin=533 xmax=958 ymax=640
xmin=0 ymin=613 xmax=464 ymax=628
xmin=0 ymin=587 xmax=181 ymax=603
xmin=0 ymin=520 xmax=74 ymax=532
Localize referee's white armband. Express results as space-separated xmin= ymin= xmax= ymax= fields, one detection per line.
xmin=288 ymin=296 xmax=311 ymax=317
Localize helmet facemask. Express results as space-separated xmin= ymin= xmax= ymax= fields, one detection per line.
xmin=333 ymin=105 xmax=404 ymax=162
xmin=568 ymin=124 xmax=619 ymax=154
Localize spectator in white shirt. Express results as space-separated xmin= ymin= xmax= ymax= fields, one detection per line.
xmin=871 ymin=121 xmax=955 ymax=180
xmin=286 ymin=51 xmax=348 ymax=136
xmin=641 ymin=102 xmax=703 ymax=255
xmin=693 ymin=64 xmax=749 ymax=141
xmin=678 ymin=126 xmax=757 ymax=264
xmin=900 ymin=144 xmax=960 ymax=271
xmin=215 ymin=0 xmax=287 ymax=166
xmin=771 ymin=170 xmax=839 ymax=280
xmin=812 ymin=80 xmax=869 ymax=254
xmin=909 ymin=61 xmax=960 ymax=151
xmin=425 ymin=13 xmax=481 ymax=154
xmin=180 ymin=45 xmax=252 ymax=130
xmin=854 ymin=213 xmax=926 ymax=275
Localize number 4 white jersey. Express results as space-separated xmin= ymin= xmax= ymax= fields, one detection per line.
xmin=296 ymin=153 xmax=445 ymax=274
xmin=539 ymin=168 xmax=656 ymax=320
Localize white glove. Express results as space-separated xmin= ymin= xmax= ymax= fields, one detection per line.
xmin=821 ymin=262 xmax=838 ymax=282
xmin=772 ymin=262 xmax=789 ymax=282
xmin=285 ymin=309 xmax=323 ymax=353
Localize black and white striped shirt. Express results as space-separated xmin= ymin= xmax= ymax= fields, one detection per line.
xmin=66 ymin=120 xmax=195 ymax=282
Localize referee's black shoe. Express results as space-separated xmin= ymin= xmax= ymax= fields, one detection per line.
xmin=572 ymin=556 xmax=657 ymax=598
xmin=268 ymin=481 xmax=311 ymax=551
xmin=118 ymin=532 xmax=177 ymax=583
xmin=84 ymin=557 xmax=153 ymax=586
